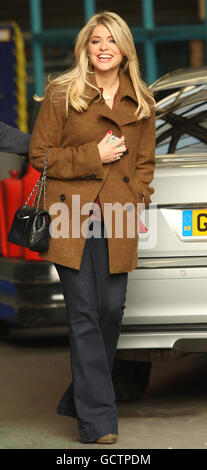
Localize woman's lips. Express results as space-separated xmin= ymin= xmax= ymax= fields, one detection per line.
xmin=96 ymin=55 xmax=113 ymax=63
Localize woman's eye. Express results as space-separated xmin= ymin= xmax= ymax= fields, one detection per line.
xmin=91 ymin=39 xmax=116 ymax=44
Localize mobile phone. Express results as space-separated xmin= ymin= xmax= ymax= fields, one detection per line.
xmin=108 ymin=134 xmax=124 ymax=149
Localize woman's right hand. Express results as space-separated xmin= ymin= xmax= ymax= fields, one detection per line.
xmin=97 ymin=131 xmax=126 ymax=164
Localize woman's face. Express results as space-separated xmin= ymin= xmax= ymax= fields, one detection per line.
xmin=87 ymin=24 xmax=123 ymax=75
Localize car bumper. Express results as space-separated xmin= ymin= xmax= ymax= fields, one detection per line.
xmin=118 ymin=256 xmax=207 ymax=351
xmin=118 ymin=330 xmax=207 ymax=352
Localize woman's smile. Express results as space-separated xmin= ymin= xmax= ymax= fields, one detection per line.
xmin=96 ymin=54 xmax=113 ymax=63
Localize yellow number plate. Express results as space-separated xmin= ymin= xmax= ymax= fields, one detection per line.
xmin=182 ymin=209 xmax=207 ymax=236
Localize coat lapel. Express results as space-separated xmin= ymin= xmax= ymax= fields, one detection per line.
xmin=83 ymin=67 xmax=139 ymax=127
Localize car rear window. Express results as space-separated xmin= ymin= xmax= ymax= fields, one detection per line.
xmin=155 ymin=84 xmax=207 ymax=155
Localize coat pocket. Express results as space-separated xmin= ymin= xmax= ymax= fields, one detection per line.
xmin=129 ymin=180 xmax=154 ymax=207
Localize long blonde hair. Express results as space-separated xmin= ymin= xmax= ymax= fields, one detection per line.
xmin=38 ymin=11 xmax=155 ymax=120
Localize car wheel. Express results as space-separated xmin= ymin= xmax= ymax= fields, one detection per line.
xmin=112 ymin=358 xmax=152 ymax=402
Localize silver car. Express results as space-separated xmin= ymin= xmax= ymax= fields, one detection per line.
xmin=113 ymin=67 xmax=207 ymax=401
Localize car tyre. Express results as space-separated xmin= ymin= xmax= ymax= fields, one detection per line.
xmin=112 ymin=357 xmax=152 ymax=402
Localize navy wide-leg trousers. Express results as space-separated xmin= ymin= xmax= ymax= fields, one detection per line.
xmin=54 ymin=220 xmax=128 ymax=443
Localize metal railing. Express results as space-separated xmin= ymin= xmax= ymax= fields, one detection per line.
xmin=29 ymin=0 xmax=207 ymax=95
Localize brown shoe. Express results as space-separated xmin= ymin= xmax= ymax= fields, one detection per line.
xmin=95 ymin=433 xmax=117 ymax=444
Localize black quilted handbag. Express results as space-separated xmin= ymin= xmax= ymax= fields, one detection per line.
xmin=8 ymin=148 xmax=51 ymax=252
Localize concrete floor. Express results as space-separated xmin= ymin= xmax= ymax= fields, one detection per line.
xmin=1 ymin=326 xmax=207 ymax=449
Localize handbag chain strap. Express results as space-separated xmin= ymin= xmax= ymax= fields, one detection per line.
xmin=24 ymin=148 xmax=50 ymax=212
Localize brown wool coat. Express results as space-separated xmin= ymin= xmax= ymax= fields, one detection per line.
xmin=29 ymin=68 xmax=156 ymax=273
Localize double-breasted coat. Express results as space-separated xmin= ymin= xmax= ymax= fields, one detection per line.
xmin=29 ymin=68 xmax=156 ymax=273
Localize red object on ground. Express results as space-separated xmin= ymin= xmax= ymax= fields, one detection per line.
xmin=3 ymin=170 xmax=24 ymax=258
xmin=0 ymin=165 xmax=46 ymax=261
xmin=0 ymin=179 xmax=8 ymax=257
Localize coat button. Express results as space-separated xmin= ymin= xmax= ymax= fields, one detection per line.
xmin=123 ymin=176 xmax=129 ymax=183
xmin=60 ymin=194 xmax=66 ymax=201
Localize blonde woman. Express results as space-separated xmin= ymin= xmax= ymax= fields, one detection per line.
xmin=29 ymin=11 xmax=156 ymax=445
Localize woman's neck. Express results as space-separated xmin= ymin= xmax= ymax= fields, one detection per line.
xmin=94 ymin=69 xmax=120 ymax=92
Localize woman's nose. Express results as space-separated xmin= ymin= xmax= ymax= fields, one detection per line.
xmin=100 ymin=40 xmax=109 ymax=50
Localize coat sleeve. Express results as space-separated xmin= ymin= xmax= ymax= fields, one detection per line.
xmin=29 ymin=88 xmax=104 ymax=180
xmin=135 ymin=104 xmax=156 ymax=206
xmin=0 ymin=121 xmax=31 ymax=155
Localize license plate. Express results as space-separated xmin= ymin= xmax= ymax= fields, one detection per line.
xmin=182 ymin=209 xmax=207 ymax=237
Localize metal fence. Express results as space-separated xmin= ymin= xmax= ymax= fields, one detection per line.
xmin=29 ymin=0 xmax=207 ymax=94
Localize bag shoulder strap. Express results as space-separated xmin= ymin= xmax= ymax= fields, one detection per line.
xmin=24 ymin=147 xmax=51 ymax=211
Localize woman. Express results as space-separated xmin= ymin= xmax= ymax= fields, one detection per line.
xmin=29 ymin=11 xmax=156 ymax=445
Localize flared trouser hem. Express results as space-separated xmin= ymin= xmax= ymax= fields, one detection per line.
xmin=78 ymin=419 xmax=118 ymax=444
xmin=56 ymin=404 xmax=77 ymax=419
